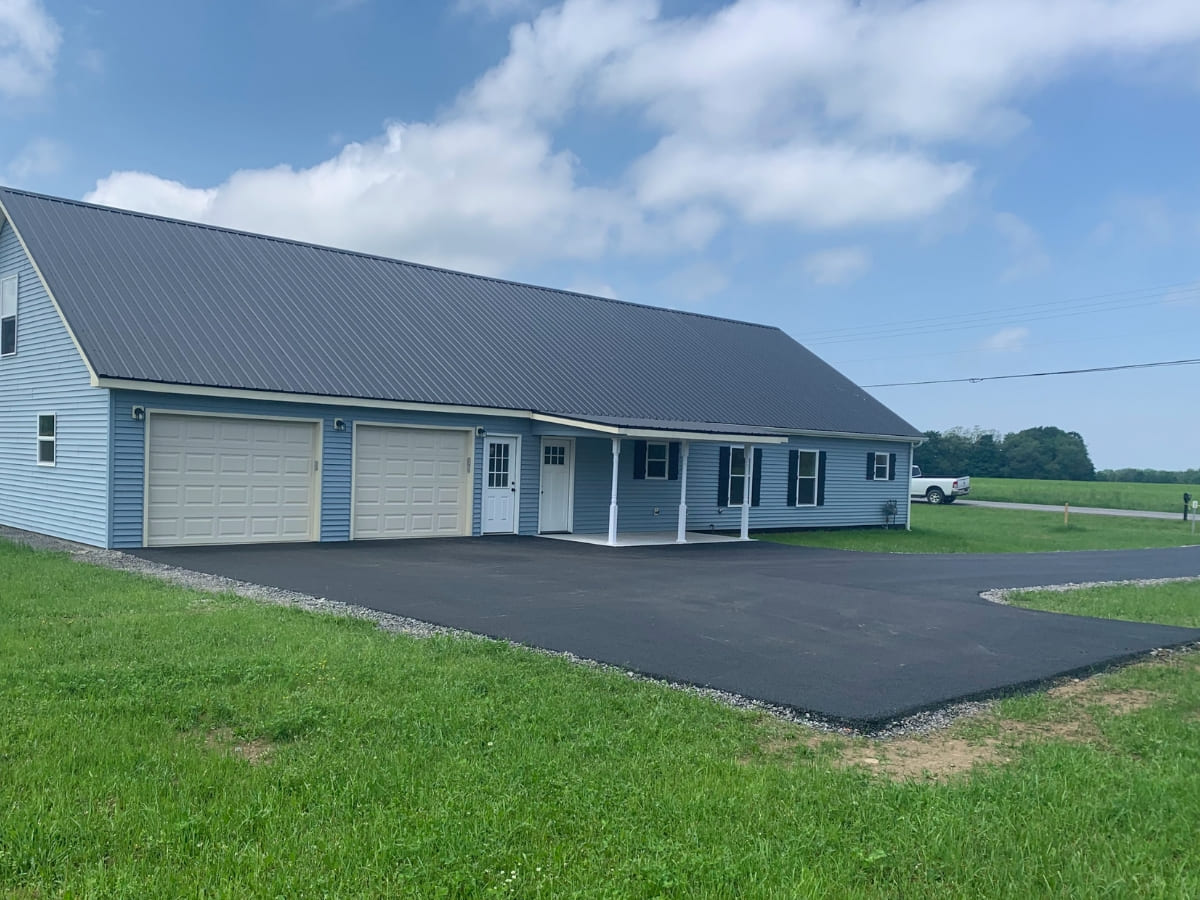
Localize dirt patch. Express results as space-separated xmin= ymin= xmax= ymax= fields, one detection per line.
xmin=839 ymin=737 xmax=1011 ymax=782
xmin=201 ymin=727 xmax=275 ymax=765
xmin=1049 ymin=678 xmax=1159 ymax=714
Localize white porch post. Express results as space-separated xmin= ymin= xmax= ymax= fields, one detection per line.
xmin=607 ymin=437 xmax=621 ymax=546
xmin=675 ymin=440 xmax=690 ymax=543
xmin=740 ymin=442 xmax=753 ymax=541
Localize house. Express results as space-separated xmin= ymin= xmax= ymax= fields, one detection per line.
xmin=0 ymin=186 xmax=921 ymax=549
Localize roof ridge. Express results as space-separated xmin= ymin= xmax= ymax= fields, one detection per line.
xmin=0 ymin=184 xmax=779 ymax=333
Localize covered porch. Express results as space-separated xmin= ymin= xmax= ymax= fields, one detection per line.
xmin=530 ymin=414 xmax=788 ymax=546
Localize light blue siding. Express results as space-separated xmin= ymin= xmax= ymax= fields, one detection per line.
xmin=565 ymin=435 xmax=913 ymax=535
xmin=684 ymin=438 xmax=913 ymax=531
xmin=0 ymin=221 xmax=110 ymax=546
xmin=109 ymin=390 xmax=542 ymax=547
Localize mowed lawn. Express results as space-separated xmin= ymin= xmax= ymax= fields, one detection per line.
xmin=970 ymin=477 xmax=1200 ymax=514
xmin=761 ymin=502 xmax=1200 ymax=553
xmin=2 ymin=540 xmax=1199 ymax=897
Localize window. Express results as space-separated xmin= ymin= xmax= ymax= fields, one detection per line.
xmin=795 ymin=450 xmax=818 ymax=506
xmin=487 ymin=441 xmax=509 ymax=488
xmin=0 ymin=274 xmax=16 ymax=357
xmin=632 ymin=440 xmax=679 ymax=480
xmin=867 ymin=451 xmax=895 ymax=481
xmin=873 ymin=452 xmax=889 ymax=481
xmin=645 ymin=441 xmax=668 ymax=479
xmin=543 ymin=445 xmax=566 ymax=466
xmin=727 ymin=446 xmax=746 ymax=505
xmin=37 ymin=414 xmax=55 ymax=466
xmin=788 ymin=449 xmax=825 ymax=507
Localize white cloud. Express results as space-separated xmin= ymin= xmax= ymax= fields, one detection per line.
xmin=5 ymin=135 xmax=65 ymax=180
xmin=84 ymin=0 xmax=1200 ymax=276
xmin=802 ymin=246 xmax=870 ymax=286
xmin=981 ymin=326 xmax=1031 ymax=352
xmin=661 ymin=261 xmax=729 ymax=304
xmin=994 ymin=212 xmax=1050 ymax=280
xmin=567 ymin=279 xmax=617 ymax=299
xmin=0 ymin=0 xmax=60 ymax=98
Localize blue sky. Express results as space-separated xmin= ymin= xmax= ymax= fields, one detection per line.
xmin=2 ymin=0 xmax=1199 ymax=469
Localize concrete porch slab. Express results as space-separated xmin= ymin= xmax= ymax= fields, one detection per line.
xmin=539 ymin=530 xmax=744 ymax=547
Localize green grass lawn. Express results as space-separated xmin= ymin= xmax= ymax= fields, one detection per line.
xmin=2 ymin=539 xmax=1199 ymax=897
xmin=760 ymin=502 xmax=1200 ymax=553
xmin=970 ymin=477 xmax=1200 ymax=514
xmin=1007 ymin=579 xmax=1200 ymax=628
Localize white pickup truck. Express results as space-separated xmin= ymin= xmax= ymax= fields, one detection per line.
xmin=910 ymin=466 xmax=970 ymax=504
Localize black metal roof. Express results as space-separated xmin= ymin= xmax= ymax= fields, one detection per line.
xmin=0 ymin=186 xmax=920 ymax=438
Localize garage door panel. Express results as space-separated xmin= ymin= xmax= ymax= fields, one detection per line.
xmin=353 ymin=426 xmax=469 ymax=539
xmin=146 ymin=414 xmax=317 ymax=547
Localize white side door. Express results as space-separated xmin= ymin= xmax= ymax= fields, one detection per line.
xmin=482 ymin=436 xmax=518 ymax=533
xmin=538 ymin=438 xmax=573 ymax=533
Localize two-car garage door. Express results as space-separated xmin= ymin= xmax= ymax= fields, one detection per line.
xmin=145 ymin=415 xmax=471 ymax=547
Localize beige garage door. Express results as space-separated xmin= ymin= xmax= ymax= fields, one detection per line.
xmin=145 ymin=414 xmax=318 ymax=547
xmin=353 ymin=425 xmax=470 ymax=539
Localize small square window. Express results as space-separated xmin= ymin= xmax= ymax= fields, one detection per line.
xmin=873 ymin=452 xmax=889 ymax=481
xmin=544 ymin=445 xmax=566 ymax=466
xmin=645 ymin=442 xmax=668 ymax=479
xmin=37 ymin=414 xmax=56 ymax=466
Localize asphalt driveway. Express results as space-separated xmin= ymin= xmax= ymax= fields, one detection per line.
xmin=134 ymin=538 xmax=1200 ymax=726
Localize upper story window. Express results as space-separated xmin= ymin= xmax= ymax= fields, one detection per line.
xmin=38 ymin=414 xmax=56 ymax=466
xmin=645 ymin=441 xmax=668 ymax=479
xmin=0 ymin=274 xmax=16 ymax=357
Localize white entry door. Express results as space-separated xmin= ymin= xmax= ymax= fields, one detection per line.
xmin=482 ymin=437 xmax=518 ymax=533
xmin=539 ymin=438 xmax=574 ymax=533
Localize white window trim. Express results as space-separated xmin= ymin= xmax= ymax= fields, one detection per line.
xmin=727 ymin=445 xmax=746 ymax=507
xmin=795 ymin=448 xmax=819 ymax=507
xmin=873 ymin=451 xmax=889 ymax=481
xmin=0 ymin=273 xmax=17 ymax=358
xmin=645 ymin=441 xmax=669 ymax=480
xmin=37 ymin=413 xmax=56 ymax=467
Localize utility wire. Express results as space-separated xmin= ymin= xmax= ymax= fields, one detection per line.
xmin=863 ymin=357 xmax=1200 ymax=388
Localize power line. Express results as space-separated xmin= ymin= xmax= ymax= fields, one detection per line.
xmin=863 ymin=357 xmax=1200 ymax=388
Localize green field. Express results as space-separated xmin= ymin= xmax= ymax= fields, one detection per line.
xmin=970 ymin=477 xmax=1200 ymax=514
xmin=3 ymin=539 xmax=1200 ymax=897
xmin=761 ymin=502 xmax=1200 ymax=553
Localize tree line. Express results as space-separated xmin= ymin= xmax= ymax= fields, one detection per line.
xmin=914 ymin=426 xmax=1095 ymax=481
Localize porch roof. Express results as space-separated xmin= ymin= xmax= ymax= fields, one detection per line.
xmin=531 ymin=412 xmax=789 ymax=444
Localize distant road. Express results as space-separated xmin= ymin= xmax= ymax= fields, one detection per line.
xmin=955 ymin=499 xmax=1182 ymax=521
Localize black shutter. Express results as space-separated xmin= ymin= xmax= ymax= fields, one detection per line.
xmin=866 ymin=453 xmax=875 ymax=480
xmin=817 ymin=451 xmax=827 ymax=506
xmin=787 ymin=450 xmax=798 ymax=507
xmin=888 ymin=453 xmax=897 ymax=481
xmin=751 ymin=447 xmax=763 ymax=507
xmin=668 ymin=442 xmax=680 ymax=480
xmin=717 ymin=446 xmax=730 ymax=506
xmin=633 ymin=440 xmax=647 ymax=480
